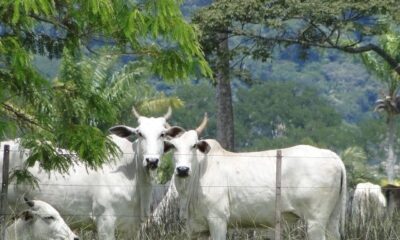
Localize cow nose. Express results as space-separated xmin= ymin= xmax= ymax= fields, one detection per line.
xmin=146 ymin=158 xmax=159 ymax=169
xmin=176 ymin=166 xmax=190 ymax=177
xmin=74 ymin=238 xmax=80 ymax=240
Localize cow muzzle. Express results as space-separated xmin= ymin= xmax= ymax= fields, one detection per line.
xmin=145 ymin=157 xmax=159 ymax=170
xmin=176 ymin=166 xmax=190 ymax=177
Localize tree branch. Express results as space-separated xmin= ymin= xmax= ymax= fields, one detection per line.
xmin=228 ymin=29 xmax=400 ymax=75
xmin=1 ymin=102 xmax=52 ymax=132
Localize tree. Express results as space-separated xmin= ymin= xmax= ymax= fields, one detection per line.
xmin=0 ymin=0 xmax=211 ymax=171
xmin=193 ymin=0 xmax=234 ymax=150
xmin=170 ymin=82 xmax=216 ymax=136
xmin=215 ymin=31 xmax=235 ymax=150
xmin=193 ymin=0 xmax=400 ymax=158
xmin=362 ymin=30 xmax=400 ymax=183
xmin=341 ymin=146 xmax=378 ymax=188
xmin=194 ymin=0 xmax=400 ymax=73
xmin=234 ymin=81 xmax=355 ymax=151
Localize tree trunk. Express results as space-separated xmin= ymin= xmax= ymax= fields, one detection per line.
xmin=386 ymin=113 xmax=397 ymax=183
xmin=215 ymin=32 xmax=234 ymax=151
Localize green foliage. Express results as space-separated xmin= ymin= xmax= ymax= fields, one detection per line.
xmin=341 ymin=146 xmax=379 ymax=188
xmin=193 ymin=0 xmax=400 ymax=82
xmin=1 ymin=0 xmax=212 ymax=79
xmin=234 ymin=81 xmax=354 ymax=151
xmin=239 ymin=52 xmax=382 ymax=123
xmin=361 ymin=28 xmax=400 ymax=97
xmin=9 ymin=167 xmax=39 ymax=188
xmin=157 ymin=153 xmax=174 ymax=184
xmin=0 ymin=0 xmax=212 ymax=171
xmin=168 ymin=82 xmax=216 ymax=138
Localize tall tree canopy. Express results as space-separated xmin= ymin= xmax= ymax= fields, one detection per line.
xmin=362 ymin=30 xmax=400 ymax=182
xmin=194 ymin=0 xmax=400 ymax=71
xmin=0 ymin=0 xmax=211 ymax=172
xmin=192 ymin=0 xmax=400 ymax=175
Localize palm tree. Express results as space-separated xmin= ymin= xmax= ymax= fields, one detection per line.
xmin=75 ymin=48 xmax=183 ymax=127
xmin=362 ymin=31 xmax=400 ymax=183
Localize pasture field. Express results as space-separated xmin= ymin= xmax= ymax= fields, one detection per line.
xmin=69 ymin=209 xmax=400 ymax=239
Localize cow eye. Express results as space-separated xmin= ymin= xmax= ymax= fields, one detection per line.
xmin=137 ymin=132 xmax=143 ymax=138
xmin=160 ymin=133 xmax=165 ymax=138
xmin=43 ymin=216 xmax=55 ymax=221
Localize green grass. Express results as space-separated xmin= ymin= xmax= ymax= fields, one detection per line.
xmin=70 ymin=209 xmax=400 ymax=239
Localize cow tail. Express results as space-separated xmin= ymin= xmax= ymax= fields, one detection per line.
xmin=339 ymin=162 xmax=347 ymax=240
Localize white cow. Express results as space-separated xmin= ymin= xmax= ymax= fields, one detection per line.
xmin=351 ymin=182 xmax=386 ymax=224
xmin=164 ymin=116 xmax=347 ymax=240
xmin=5 ymin=198 xmax=78 ymax=240
xmin=0 ymin=107 xmax=184 ymax=240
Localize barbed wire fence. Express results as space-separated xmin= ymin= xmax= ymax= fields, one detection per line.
xmin=0 ymin=144 xmax=399 ymax=239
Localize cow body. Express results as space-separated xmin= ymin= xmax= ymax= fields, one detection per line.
xmin=167 ymin=131 xmax=347 ymax=240
xmin=5 ymin=198 xmax=78 ymax=240
xmin=0 ymin=109 xmax=182 ymax=240
xmin=351 ymin=182 xmax=386 ymax=224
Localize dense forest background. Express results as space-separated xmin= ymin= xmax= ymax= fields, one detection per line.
xmin=33 ymin=43 xmax=390 ymax=186
xmin=2 ymin=0 xmax=400 ymax=186
xmin=35 ymin=8 xmax=394 ymax=186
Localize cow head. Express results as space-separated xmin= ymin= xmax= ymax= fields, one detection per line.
xmin=109 ymin=106 xmax=184 ymax=171
xmin=164 ymin=114 xmax=210 ymax=178
xmin=15 ymin=198 xmax=79 ymax=240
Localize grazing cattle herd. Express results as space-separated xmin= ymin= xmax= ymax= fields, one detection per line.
xmin=0 ymin=107 xmax=399 ymax=239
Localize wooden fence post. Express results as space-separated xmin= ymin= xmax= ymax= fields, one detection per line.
xmin=275 ymin=149 xmax=282 ymax=240
xmin=1 ymin=144 xmax=10 ymax=239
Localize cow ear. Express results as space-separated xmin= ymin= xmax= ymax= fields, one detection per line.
xmin=165 ymin=126 xmax=185 ymax=138
xmin=109 ymin=125 xmax=137 ymax=138
xmin=164 ymin=141 xmax=175 ymax=153
xmin=21 ymin=210 xmax=34 ymax=221
xmin=196 ymin=141 xmax=210 ymax=154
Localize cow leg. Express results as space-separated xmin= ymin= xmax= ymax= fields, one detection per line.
xmin=207 ymin=217 xmax=227 ymax=240
xmin=96 ymin=214 xmax=117 ymax=240
xmin=307 ymin=220 xmax=326 ymax=240
xmin=326 ymin=218 xmax=340 ymax=240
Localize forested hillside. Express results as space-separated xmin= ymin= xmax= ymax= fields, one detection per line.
xmin=2 ymin=0 xmax=399 ymax=184
xmin=25 ymin=1 xmax=397 ymax=183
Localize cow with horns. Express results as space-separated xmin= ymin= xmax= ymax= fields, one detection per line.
xmin=5 ymin=198 xmax=79 ymax=240
xmin=163 ymin=114 xmax=347 ymax=240
xmin=0 ymin=107 xmax=184 ymax=240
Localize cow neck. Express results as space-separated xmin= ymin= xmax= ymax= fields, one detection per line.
xmin=113 ymin=140 xmax=137 ymax=180
xmin=6 ymin=219 xmax=29 ymax=239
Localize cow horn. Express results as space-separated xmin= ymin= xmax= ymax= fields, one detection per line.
xmin=132 ymin=106 xmax=142 ymax=119
xmin=195 ymin=113 xmax=208 ymax=136
xmin=163 ymin=106 xmax=172 ymax=120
